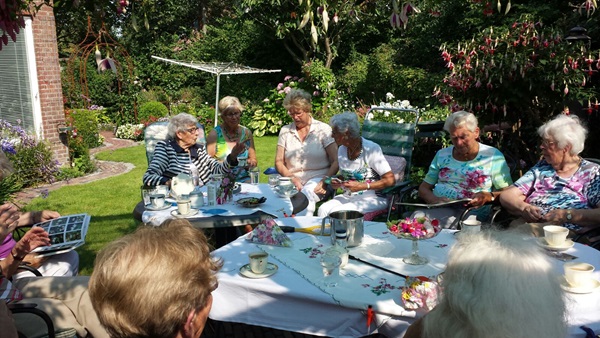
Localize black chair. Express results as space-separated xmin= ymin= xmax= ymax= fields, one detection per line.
xmin=8 ymin=303 xmax=56 ymax=338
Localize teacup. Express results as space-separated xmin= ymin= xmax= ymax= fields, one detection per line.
xmin=177 ymin=199 xmax=191 ymax=215
xmin=461 ymin=219 xmax=481 ymax=234
xmin=149 ymin=194 xmax=166 ymax=208
xmin=154 ymin=185 xmax=169 ymax=196
xmin=278 ymin=177 xmax=292 ymax=186
xmin=543 ymin=225 xmax=569 ymax=246
xmin=564 ymin=262 xmax=595 ymax=288
xmin=249 ymin=252 xmax=269 ymax=274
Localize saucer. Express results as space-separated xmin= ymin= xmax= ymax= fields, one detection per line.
xmin=145 ymin=203 xmax=173 ymax=211
xmin=560 ymin=276 xmax=600 ymax=294
xmin=536 ymin=238 xmax=574 ymax=251
xmin=170 ymin=208 xmax=199 ymax=218
xmin=239 ymin=262 xmax=278 ymax=279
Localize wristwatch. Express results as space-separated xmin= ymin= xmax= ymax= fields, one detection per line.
xmin=565 ymin=210 xmax=573 ymax=221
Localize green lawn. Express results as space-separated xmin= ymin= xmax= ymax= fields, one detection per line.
xmin=24 ymin=136 xmax=279 ymax=275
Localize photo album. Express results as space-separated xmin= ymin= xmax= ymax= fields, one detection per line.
xmin=32 ymin=213 xmax=90 ymax=257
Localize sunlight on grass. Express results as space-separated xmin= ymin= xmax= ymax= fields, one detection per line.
xmin=24 ymin=136 xmax=279 ymax=275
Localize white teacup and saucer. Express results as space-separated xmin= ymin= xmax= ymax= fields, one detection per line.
xmin=560 ymin=262 xmax=600 ymax=294
xmin=537 ymin=225 xmax=574 ymax=251
xmin=239 ymin=252 xmax=278 ymax=278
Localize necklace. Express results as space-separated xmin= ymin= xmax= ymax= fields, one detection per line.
xmin=223 ymin=126 xmax=240 ymax=141
xmin=347 ymin=139 xmax=363 ymax=161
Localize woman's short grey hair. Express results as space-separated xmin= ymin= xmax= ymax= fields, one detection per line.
xmin=422 ymin=230 xmax=566 ymax=338
xmin=330 ymin=112 xmax=360 ymax=138
xmin=168 ymin=113 xmax=198 ymax=139
xmin=538 ymin=114 xmax=587 ymax=155
xmin=283 ymin=89 xmax=312 ymax=113
xmin=218 ymin=96 xmax=244 ymax=115
xmin=444 ymin=111 xmax=479 ymax=132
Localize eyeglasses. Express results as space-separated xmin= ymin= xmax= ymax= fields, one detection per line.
xmin=288 ymin=110 xmax=306 ymax=117
xmin=540 ymin=140 xmax=556 ymax=147
xmin=222 ymin=111 xmax=241 ymax=118
xmin=184 ymin=126 xmax=199 ymax=134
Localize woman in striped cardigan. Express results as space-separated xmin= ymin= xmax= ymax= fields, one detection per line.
xmin=143 ymin=113 xmax=247 ymax=187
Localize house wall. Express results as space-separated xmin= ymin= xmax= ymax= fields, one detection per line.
xmin=31 ymin=1 xmax=69 ymax=165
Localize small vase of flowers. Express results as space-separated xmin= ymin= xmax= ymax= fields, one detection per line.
xmin=216 ymin=170 xmax=237 ymax=204
xmin=387 ymin=217 xmax=441 ymax=265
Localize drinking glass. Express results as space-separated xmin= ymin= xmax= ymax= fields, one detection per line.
xmin=320 ymin=251 xmax=342 ymax=287
xmin=250 ymin=167 xmax=260 ymax=185
xmin=268 ymin=174 xmax=280 ymax=188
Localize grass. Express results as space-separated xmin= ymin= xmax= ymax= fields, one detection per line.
xmin=23 ymin=136 xmax=279 ymax=275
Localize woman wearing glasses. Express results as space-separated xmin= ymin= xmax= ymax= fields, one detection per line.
xmin=275 ymin=89 xmax=339 ymax=216
xmin=143 ymin=113 xmax=246 ymax=187
xmin=207 ymin=96 xmax=258 ymax=179
xmin=500 ymin=114 xmax=600 ymax=236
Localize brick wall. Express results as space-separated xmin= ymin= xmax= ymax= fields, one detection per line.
xmin=31 ymin=1 xmax=69 ymax=165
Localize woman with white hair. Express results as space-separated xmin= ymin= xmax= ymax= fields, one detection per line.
xmin=415 ymin=111 xmax=513 ymax=227
xmin=404 ymin=230 xmax=567 ymax=338
xmin=499 ymin=114 xmax=600 ymax=235
xmin=317 ymin=112 xmax=395 ymax=217
xmin=143 ymin=113 xmax=247 ymax=187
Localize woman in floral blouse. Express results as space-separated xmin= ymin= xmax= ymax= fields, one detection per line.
xmin=416 ymin=111 xmax=513 ymax=228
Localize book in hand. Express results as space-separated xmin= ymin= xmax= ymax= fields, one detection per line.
xmin=31 ymin=213 xmax=90 ymax=257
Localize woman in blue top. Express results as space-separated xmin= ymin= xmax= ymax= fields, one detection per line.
xmin=415 ymin=111 xmax=513 ymax=228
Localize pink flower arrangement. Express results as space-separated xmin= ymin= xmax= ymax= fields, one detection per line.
xmin=401 ymin=276 xmax=440 ymax=311
xmin=387 ymin=217 xmax=441 ymax=239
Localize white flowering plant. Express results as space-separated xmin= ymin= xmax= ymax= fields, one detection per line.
xmin=115 ymin=123 xmax=144 ymax=140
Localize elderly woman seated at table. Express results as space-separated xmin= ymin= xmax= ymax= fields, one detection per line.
xmin=89 ymin=219 xmax=222 ymax=338
xmin=317 ymin=112 xmax=395 ymax=217
xmin=499 ymin=114 xmax=600 ymax=236
xmin=143 ymin=113 xmax=247 ymax=187
xmin=403 ymin=230 xmax=566 ymax=338
xmin=275 ymin=89 xmax=339 ymax=216
xmin=414 ymin=111 xmax=513 ymax=228
xmin=207 ymin=96 xmax=257 ymax=181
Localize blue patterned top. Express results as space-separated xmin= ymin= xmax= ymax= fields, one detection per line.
xmin=514 ymin=159 xmax=600 ymax=229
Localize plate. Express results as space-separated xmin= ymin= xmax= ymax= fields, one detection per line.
xmin=560 ymin=276 xmax=600 ymax=294
xmin=537 ymin=238 xmax=574 ymax=251
xmin=239 ymin=262 xmax=278 ymax=279
xmin=170 ymin=208 xmax=199 ymax=218
xmin=236 ymin=197 xmax=266 ymax=208
xmin=145 ymin=203 xmax=173 ymax=211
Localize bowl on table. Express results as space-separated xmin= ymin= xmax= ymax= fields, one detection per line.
xmin=236 ymin=197 xmax=267 ymax=208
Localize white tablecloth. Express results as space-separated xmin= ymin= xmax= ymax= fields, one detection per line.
xmin=142 ymin=183 xmax=294 ymax=226
xmin=209 ymin=217 xmax=600 ymax=337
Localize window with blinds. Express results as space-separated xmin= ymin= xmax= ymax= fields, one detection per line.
xmin=0 ymin=17 xmax=38 ymax=135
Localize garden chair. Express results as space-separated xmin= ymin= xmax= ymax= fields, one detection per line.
xmin=144 ymin=121 xmax=206 ymax=165
xmin=360 ymin=106 xmax=420 ymax=221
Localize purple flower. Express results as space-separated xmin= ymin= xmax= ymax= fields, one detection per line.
xmin=284 ymin=75 xmax=292 ymax=81
xmin=313 ymin=90 xmax=321 ymax=96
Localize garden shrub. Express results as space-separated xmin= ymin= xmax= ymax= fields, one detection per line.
xmin=68 ymin=137 xmax=96 ymax=174
xmin=0 ymin=174 xmax=22 ymax=204
xmin=67 ymin=108 xmax=101 ymax=149
xmin=138 ymin=101 xmax=169 ymax=123
xmin=0 ymin=120 xmax=60 ymax=188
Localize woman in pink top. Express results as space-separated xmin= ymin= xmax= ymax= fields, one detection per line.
xmin=275 ymin=89 xmax=339 ymax=216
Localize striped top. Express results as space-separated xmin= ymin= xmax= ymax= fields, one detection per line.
xmin=143 ymin=139 xmax=233 ymax=187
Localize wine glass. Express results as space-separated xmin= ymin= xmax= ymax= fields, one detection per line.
xmin=320 ymin=251 xmax=342 ymax=287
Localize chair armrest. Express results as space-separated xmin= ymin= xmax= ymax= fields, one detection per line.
xmin=16 ymin=263 xmax=43 ymax=277
xmin=8 ymin=302 xmax=56 ymax=338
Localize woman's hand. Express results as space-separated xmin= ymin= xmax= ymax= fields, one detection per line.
xmin=469 ymin=192 xmax=493 ymax=207
xmin=231 ymin=141 xmax=248 ymax=157
xmin=291 ymin=176 xmax=303 ymax=191
xmin=14 ymin=227 xmax=50 ymax=257
xmin=342 ymin=180 xmax=365 ymax=193
xmin=38 ymin=210 xmax=60 ymax=223
xmin=541 ymin=209 xmax=569 ymax=223
xmin=520 ymin=204 xmax=543 ymax=222
xmin=314 ymin=180 xmax=328 ymax=195
xmin=0 ymin=203 xmax=21 ymax=241
xmin=247 ymin=158 xmax=258 ymax=169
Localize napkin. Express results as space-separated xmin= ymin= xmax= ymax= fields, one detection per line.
xmin=246 ymin=218 xmax=292 ymax=247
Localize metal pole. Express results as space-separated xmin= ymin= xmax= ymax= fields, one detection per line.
xmin=215 ymin=73 xmax=221 ymax=127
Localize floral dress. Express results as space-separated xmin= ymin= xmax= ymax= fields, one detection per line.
xmin=514 ymin=159 xmax=600 ymax=230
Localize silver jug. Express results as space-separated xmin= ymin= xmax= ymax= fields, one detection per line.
xmin=321 ymin=210 xmax=364 ymax=247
